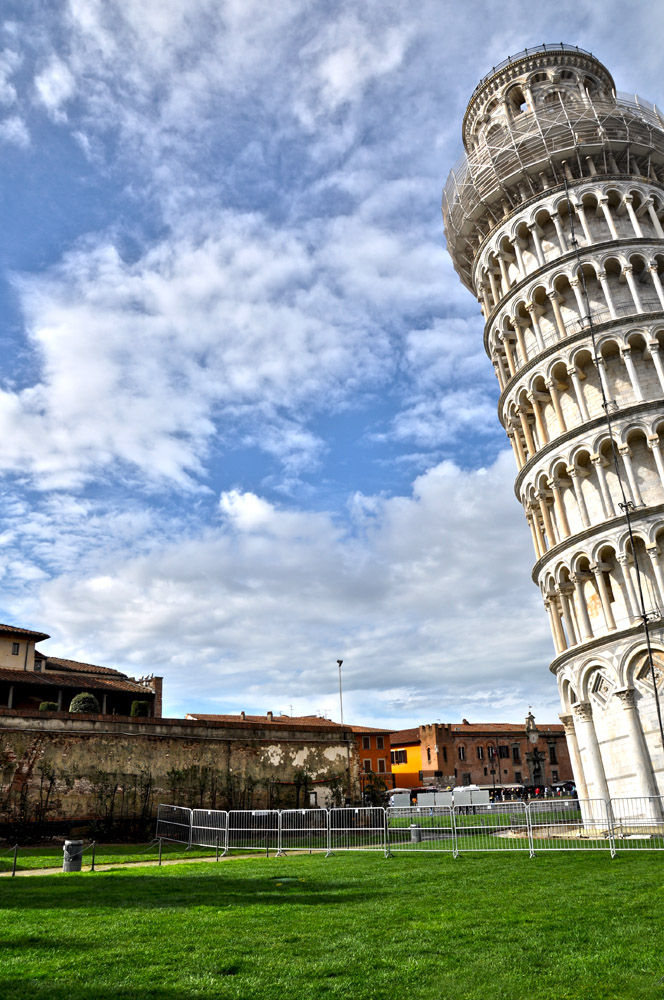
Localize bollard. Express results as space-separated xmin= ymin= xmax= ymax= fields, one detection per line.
xmin=12 ymin=845 xmax=17 ymax=877
xmin=409 ymin=824 xmax=422 ymax=844
xmin=62 ymin=840 xmax=84 ymax=873
xmin=158 ymin=839 xmax=162 ymax=866
xmin=90 ymin=841 xmax=96 ymax=872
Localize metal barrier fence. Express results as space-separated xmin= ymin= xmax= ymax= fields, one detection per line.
xmin=154 ymin=798 xmax=664 ymax=857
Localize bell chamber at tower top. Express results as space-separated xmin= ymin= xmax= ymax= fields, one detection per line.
xmin=442 ymin=43 xmax=664 ymax=292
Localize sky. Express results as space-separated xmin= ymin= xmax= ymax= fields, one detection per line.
xmin=1 ymin=1 xmax=664 ymax=728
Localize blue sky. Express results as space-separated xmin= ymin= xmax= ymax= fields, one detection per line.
xmin=1 ymin=1 xmax=663 ymax=726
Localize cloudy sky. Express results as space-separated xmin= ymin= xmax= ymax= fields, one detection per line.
xmin=1 ymin=1 xmax=663 ymax=727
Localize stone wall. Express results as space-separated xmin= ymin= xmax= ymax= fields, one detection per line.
xmin=0 ymin=710 xmax=358 ymax=831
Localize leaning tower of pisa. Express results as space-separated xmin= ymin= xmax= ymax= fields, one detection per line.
xmin=443 ymin=44 xmax=664 ymax=804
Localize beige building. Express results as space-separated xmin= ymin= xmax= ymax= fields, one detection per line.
xmin=443 ymin=45 xmax=664 ymax=809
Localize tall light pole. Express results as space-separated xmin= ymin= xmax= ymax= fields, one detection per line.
xmin=337 ymin=659 xmax=344 ymax=726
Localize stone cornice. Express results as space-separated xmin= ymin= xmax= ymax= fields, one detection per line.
xmin=498 ymin=310 xmax=664 ymax=424
xmin=513 ymin=398 xmax=664 ymax=497
xmin=483 ymin=235 xmax=664 ymax=352
xmin=530 ymin=501 xmax=664 ymax=583
xmin=547 ymin=621 xmax=651 ymax=675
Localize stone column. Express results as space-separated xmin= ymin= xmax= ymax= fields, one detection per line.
xmin=526 ymin=511 xmax=543 ymax=559
xmin=538 ymin=491 xmax=558 ymax=547
xmin=501 ymin=335 xmax=517 ymax=377
xmin=599 ymin=197 xmax=619 ymax=240
xmin=527 ymin=391 xmax=549 ymax=446
xmin=594 ymin=355 xmax=613 ymax=404
xmin=513 ymin=239 xmax=527 ymax=278
xmin=509 ymin=424 xmax=527 ymax=466
xmin=546 ymin=378 xmax=567 ymax=433
xmin=591 ymin=454 xmax=615 ymax=518
xmin=528 ymin=223 xmax=545 ymax=266
xmin=591 ymin=563 xmax=617 ymax=631
xmin=545 ymin=598 xmax=567 ymax=653
xmin=648 ymin=264 xmax=664 ymax=310
xmin=623 ymin=266 xmax=644 ymax=313
xmin=479 ymin=281 xmax=492 ymax=317
xmin=570 ymin=276 xmax=587 ymax=317
xmin=620 ymin=347 xmax=644 ymax=401
xmin=528 ymin=504 xmax=547 ymax=555
xmin=497 ymin=253 xmax=511 ymax=295
xmin=552 ymin=214 xmax=568 ymax=253
xmin=646 ymin=545 xmax=664 ymax=609
xmin=616 ymin=555 xmax=638 ymax=623
xmin=559 ymin=713 xmax=589 ymax=801
xmin=487 ymin=268 xmax=500 ymax=305
xmin=624 ymin=195 xmax=644 ymax=238
xmin=647 ymin=200 xmax=664 ymax=238
xmin=548 ymin=477 xmax=571 ymax=538
xmin=574 ymin=203 xmax=593 ymax=244
xmin=567 ymin=465 xmax=591 ymax=527
xmin=572 ymin=701 xmax=610 ymax=802
xmin=518 ymin=405 xmax=537 ymax=457
xmin=494 ymin=353 xmax=509 ymax=388
xmin=512 ymin=319 xmax=528 ymax=366
xmin=648 ymin=342 xmax=664 ymax=394
xmin=526 ymin=303 xmax=546 ymax=351
xmin=648 ymin=434 xmax=664 ymax=491
xmin=557 ymin=586 xmax=578 ymax=645
xmin=614 ymin=688 xmax=661 ymax=808
xmin=570 ymin=572 xmax=594 ymax=640
xmin=547 ymin=290 xmax=567 ymax=340
xmin=618 ymin=444 xmax=643 ymax=506
xmin=507 ymin=432 xmax=524 ymax=470
xmin=598 ymin=270 xmax=618 ymax=320
xmin=567 ymin=365 xmax=590 ymax=421
xmin=7 ymin=685 xmax=13 ymax=709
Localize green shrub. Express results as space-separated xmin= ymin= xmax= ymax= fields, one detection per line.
xmin=130 ymin=700 xmax=150 ymax=717
xmin=69 ymin=692 xmax=101 ymax=714
xmin=39 ymin=701 xmax=59 ymax=712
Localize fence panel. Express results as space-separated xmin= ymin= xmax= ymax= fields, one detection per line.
xmin=610 ymin=796 xmax=664 ymax=850
xmin=527 ymin=798 xmax=611 ymax=851
xmin=453 ymin=801 xmax=530 ymax=852
xmin=328 ymin=807 xmax=386 ymax=853
xmin=279 ymin=809 xmax=329 ymax=853
xmin=227 ymin=810 xmax=279 ymax=853
xmin=191 ymin=809 xmax=228 ymax=850
xmin=387 ymin=806 xmax=455 ymax=852
xmin=156 ymin=804 xmax=192 ymax=844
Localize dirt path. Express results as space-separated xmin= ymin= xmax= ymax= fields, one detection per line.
xmin=0 ymin=852 xmax=265 ymax=877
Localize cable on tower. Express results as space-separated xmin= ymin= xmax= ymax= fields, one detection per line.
xmin=563 ymin=174 xmax=664 ymax=752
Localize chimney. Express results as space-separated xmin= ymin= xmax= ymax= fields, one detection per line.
xmin=267 ymin=711 xmax=273 ymax=721
xmin=240 ymin=711 xmax=245 ymax=720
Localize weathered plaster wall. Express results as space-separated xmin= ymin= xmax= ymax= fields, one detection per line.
xmin=0 ymin=711 xmax=358 ymax=827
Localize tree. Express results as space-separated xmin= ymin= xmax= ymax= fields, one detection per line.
xmin=130 ymin=700 xmax=149 ymax=717
xmin=39 ymin=702 xmax=59 ymax=712
xmin=69 ymin=692 xmax=101 ymax=714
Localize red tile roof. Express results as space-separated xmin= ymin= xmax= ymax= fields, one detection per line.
xmin=450 ymin=723 xmax=564 ymax=734
xmin=0 ymin=667 xmax=149 ymax=694
xmin=347 ymin=724 xmax=392 ymax=734
xmin=43 ymin=655 xmax=127 ymax=678
xmin=0 ymin=623 xmax=50 ymax=641
xmin=390 ymin=727 xmax=420 ymax=745
xmin=186 ymin=713 xmax=346 ymax=729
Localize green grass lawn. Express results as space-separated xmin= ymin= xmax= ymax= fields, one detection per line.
xmin=1 ymin=852 xmax=663 ymax=999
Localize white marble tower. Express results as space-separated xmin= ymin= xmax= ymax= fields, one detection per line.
xmin=443 ymin=44 xmax=664 ymax=804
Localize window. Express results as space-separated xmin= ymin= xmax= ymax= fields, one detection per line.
xmin=391 ymin=749 xmax=407 ymax=765
xmin=377 ymin=759 xmax=386 ymax=773
xmin=552 ymin=770 xmax=559 ymax=783
xmin=458 ymin=746 xmax=466 ymax=761
xmin=362 ymin=736 xmax=370 ymax=750
xmin=427 ymin=747 xmax=431 ymax=763
xmin=483 ymin=767 xmax=488 ymax=776
xmin=477 ymin=746 xmax=484 ymax=760
xmin=11 ymin=643 xmax=19 ymax=655
xmin=499 ymin=746 xmax=509 ymax=759
xmin=488 ymin=746 xmax=496 ymax=759
xmin=376 ymin=735 xmax=384 ymax=750
xmin=363 ymin=759 xmax=371 ymax=773
xmin=34 ymin=661 xmax=42 ymax=672
xmin=512 ymin=746 xmax=521 ymax=763
xmin=442 ymin=747 xmax=447 ymax=763
xmin=514 ymin=771 xmax=522 ymax=784
xmin=548 ymin=744 xmax=557 ymax=764
xmin=462 ymin=773 xmax=471 ymax=786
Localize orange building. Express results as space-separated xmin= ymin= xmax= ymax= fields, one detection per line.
xmin=347 ymin=724 xmax=393 ymax=797
xmin=389 ymin=727 xmax=422 ymax=788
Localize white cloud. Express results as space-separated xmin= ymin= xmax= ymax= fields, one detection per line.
xmin=0 ymin=113 xmax=29 ymax=147
xmin=34 ymin=55 xmax=76 ymax=120
xmin=12 ymin=452 xmax=557 ymax=724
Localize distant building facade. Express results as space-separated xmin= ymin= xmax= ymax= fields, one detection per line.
xmin=0 ymin=622 xmax=162 ymax=717
xmin=392 ymin=716 xmax=573 ymax=789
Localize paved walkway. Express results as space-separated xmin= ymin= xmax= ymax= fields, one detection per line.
xmin=0 ymin=852 xmax=250 ymax=877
